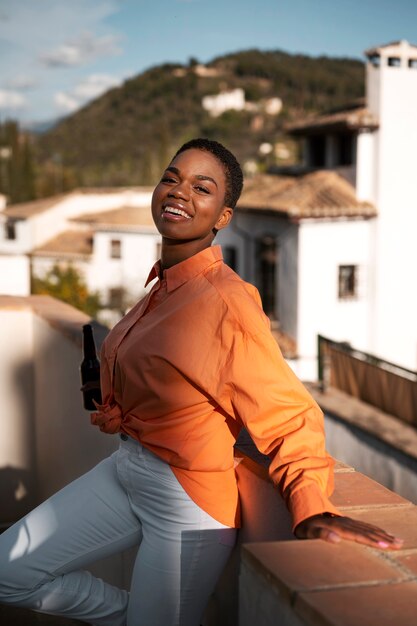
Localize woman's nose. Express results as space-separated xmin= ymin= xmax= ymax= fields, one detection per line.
xmin=168 ymin=181 xmax=190 ymax=200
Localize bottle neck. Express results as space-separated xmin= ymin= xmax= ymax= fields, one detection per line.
xmin=82 ymin=324 xmax=97 ymax=360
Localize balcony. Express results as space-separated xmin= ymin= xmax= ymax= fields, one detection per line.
xmin=1 ymin=297 xmax=416 ymax=625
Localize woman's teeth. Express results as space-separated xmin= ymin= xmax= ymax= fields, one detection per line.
xmin=163 ymin=207 xmax=191 ymax=219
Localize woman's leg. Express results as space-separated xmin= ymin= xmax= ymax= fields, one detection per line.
xmin=0 ymin=450 xmax=142 ymax=626
xmin=117 ymin=438 xmax=237 ymax=626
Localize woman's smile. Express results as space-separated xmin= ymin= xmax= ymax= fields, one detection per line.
xmin=162 ymin=201 xmax=193 ymax=220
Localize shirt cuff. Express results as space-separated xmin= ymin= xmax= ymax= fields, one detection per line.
xmin=288 ymin=483 xmax=342 ymax=532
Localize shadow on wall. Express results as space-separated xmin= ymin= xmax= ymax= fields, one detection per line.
xmin=1 ymin=356 xmax=37 ymax=525
xmin=0 ymin=467 xmax=35 ymax=528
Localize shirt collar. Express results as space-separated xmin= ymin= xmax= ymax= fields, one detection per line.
xmin=144 ymin=245 xmax=223 ymax=293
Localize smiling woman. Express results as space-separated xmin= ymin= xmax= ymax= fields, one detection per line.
xmin=0 ymin=138 xmax=402 ymax=626
xmin=151 ymin=141 xmax=237 ymax=267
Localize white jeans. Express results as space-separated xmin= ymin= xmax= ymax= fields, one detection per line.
xmin=0 ymin=435 xmax=237 ymax=625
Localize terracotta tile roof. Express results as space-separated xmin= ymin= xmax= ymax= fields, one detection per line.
xmin=32 ymin=230 xmax=93 ymax=257
xmin=3 ymin=193 xmax=71 ymax=219
xmin=3 ymin=187 xmax=154 ymax=219
xmin=286 ymin=106 xmax=379 ymax=135
xmin=237 ymin=171 xmax=376 ymax=219
xmin=78 ymin=186 xmax=154 ymax=194
xmin=71 ymin=206 xmax=155 ymax=229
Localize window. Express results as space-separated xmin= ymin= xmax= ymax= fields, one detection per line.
xmin=110 ymin=239 xmax=121 ymax=259
xmin=336 ymin=133 xmax=354 ymax=166
xmin=5 ymin=221 xmax=16 ymax=240
xmin=108 ymin=287 xmax=124 ymax=309
xmin=308 ymin=135 xmax=326 ymax=167
xmin=338 ymin=265 xmax=358 ymax=300
xmin=222 ymin=246 xmax=237 ymax=271
xmin=408 ymin=59 xmax=417 ymax=69
xmin=256 ymin=236 xmax=278 ymax=319
xmin=388 ymin=57 xmax=401 ymax=67
xmin=368 ymin=54 xmax=380 ymax=67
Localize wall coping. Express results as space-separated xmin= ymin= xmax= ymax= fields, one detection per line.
xmin=0 ymin=295 xmax=108 ymax=349
xmin=238 ymin=430 xmax=417 ymax=625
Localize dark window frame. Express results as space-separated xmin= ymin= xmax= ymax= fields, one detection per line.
xmin=338 ymin=265 xmax=358 ymax=300
xmin=222 ymin=245 xmax=238 ymax=271
xmin=5 ymin=221 xmax=16 ymax=240
xmin=256 ymin=235 xmax=278 ymax=319
xmin=369 ymin=54 xmax=380 ymax=67
xmin=388 ymin=57 xmax=401 ymax=68
xmin=110 ymin=239 xmax=122 ymax=259
xmin=108 ymin=287 xmax=124 ymax=309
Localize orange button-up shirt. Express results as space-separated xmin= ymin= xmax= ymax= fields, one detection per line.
xmin=92 ymin=245 xmax=340 ymax=528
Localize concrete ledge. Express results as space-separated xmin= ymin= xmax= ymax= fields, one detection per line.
xmin=237 ymin=441 xmax=417 ymax=626
xmin=307 ymin=383 xmax=417 ymax=462
xmin=0 ymin=295 xmax=108 ymax=349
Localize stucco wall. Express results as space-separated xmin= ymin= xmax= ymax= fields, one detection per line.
xmin=0 ymin=299 xmax=135 ymax=587
xmin=32 ymin=315 xmax=117 ymax=501
xmin=0 ymin=308 xmax=36 ymax=522
xmin=297 ymin=218 xmax=374 ymax=377
xmin=88 ymin=230 xmax=160 ymax=306
xmin=367 ymin=57 xmax=417 ymax=369
xmin=0 ymin=255 xmax=30 ymax=296
xmin=324 ymin=414 xmax=417 ymax=505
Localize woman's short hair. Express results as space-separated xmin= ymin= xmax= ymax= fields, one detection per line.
xmin=173 ymin=138 xmax=243 ymax=209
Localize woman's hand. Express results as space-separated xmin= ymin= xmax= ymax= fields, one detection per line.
xmin=294 ymin=513 xmax=404 ymax=550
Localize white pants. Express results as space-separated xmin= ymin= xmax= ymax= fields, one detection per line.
xmin=0 ymin=435 xmax=237 ymax=625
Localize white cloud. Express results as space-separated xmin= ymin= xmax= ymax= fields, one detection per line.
xmin=74 ymin=74 xmax=122 ymax=99
xmin=0 ymin=90 xmax=27 ymax=109
xmin=55 ymin=73 xmax=123 ymax=114
xmin=41 ymin=31 xmax=121 ymax=68
xmin=54 ymin=91 xmax=79 ymax=113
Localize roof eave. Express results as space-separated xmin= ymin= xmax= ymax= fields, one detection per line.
xmin=287 ymin=120 xmax=379 ymax=136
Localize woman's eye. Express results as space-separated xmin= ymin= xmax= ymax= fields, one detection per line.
xmin=161 ymin=176 xmax=177 ymax=184
xmin=195 ymin=185 xmax=210 ymax=194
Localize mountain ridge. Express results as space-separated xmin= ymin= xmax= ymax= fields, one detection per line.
xmin=35 ymin=48 xmax=365 ymax=188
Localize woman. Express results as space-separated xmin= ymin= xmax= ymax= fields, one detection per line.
xmin=0 ymin=138 xmax=403 ymax=625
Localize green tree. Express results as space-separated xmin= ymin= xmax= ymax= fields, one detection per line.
xmin=0 ymin=120 xmax=37 ymax=203
xmin=31 ymin=264 xmax=101 ymax=317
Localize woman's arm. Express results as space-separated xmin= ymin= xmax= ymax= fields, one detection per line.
xmin=216 ymin=321 xmax=403 ymax=549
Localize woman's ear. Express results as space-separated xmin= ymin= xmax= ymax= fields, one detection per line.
xmin=215 ymin=207 xmax=233 ymax=232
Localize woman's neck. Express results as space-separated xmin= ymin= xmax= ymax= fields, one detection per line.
xmin=160 ymin=236 xmax=215 ymax=270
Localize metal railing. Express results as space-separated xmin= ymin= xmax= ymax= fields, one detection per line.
xmin=317 ymin=335 xmax=417 ymax=427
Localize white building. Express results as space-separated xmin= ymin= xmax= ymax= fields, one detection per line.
xmin=0 ymin=188 xmax=160 ymax=323
xmin=217 ymin=171 xmax=376 ymax=378
xmin=219 ymin=40 xmax=417 ymax=376
xmin=202 ymin=88 xmax=246 ymax=117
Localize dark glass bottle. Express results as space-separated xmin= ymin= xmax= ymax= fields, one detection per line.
xmin=80 ymin=324 xmax=102 ymax=410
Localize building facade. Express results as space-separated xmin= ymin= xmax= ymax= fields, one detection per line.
xmin=219 ymin=40 xmax=417 ymax=376
xmin=0 ymin=188 xmax=160 ymax=325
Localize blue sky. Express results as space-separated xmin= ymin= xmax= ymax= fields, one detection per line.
xmin=1 ymin=0 xmax=417 ymax=124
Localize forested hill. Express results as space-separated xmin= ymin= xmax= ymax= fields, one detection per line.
xmin=36 ymin=49 xmax=364 ymax=188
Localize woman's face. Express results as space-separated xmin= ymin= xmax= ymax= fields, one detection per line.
xmin=151 ymin=148 xmax=233 ymax=247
